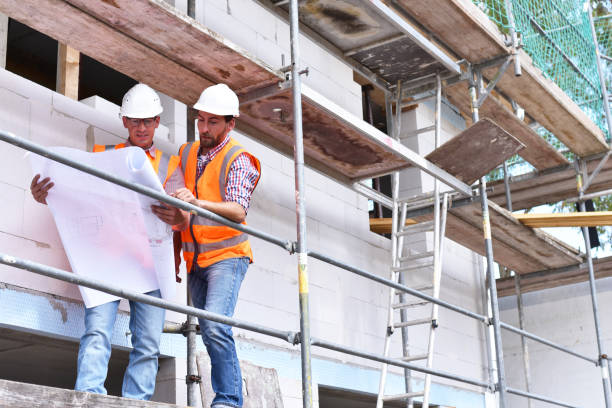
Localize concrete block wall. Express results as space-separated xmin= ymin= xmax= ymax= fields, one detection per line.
xmin=500 ymin=278 xmax=612 ymax=407
xmin=0 ymin=1 xmax=492 ymax=405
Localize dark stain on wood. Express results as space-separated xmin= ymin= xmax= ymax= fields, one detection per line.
xmin=215 ymin=67 xmax=231 ymax=79
xmin=234 ymin=64 xmax=245 ymax=72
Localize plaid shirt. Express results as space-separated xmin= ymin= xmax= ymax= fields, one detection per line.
xmin=196 ymin=135 xmax=259 ymax=212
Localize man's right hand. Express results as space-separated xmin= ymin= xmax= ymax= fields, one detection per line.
xmin=30 ymin=174 xmax=54 ymax=205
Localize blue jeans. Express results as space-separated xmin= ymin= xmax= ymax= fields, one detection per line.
xmin=189 ymin=257 xmax=249 ymax=408
xmin=75 ymin=289 xmax=165 ymax=400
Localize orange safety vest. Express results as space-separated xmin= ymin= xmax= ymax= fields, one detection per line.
xmin=179 ymin=138 xmax=261 ymax=272
xmin=93 ymin=143 xmax=180 ymax=187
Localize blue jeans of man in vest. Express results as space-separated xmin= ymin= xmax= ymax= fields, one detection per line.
xmin=188 ymin=257 xmax=249 ymax=408
xmin=75 ymin=289 xmax=165 ymax=400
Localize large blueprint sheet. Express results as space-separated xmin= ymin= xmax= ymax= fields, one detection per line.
xmin=30 ymin=147 xmax=176 ymax=308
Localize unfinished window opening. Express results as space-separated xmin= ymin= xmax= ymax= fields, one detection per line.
xmin=5 ymin=19 xmax=57 ymax=92
xmin=361 ymin=83 xmax=393 ymax=226
xmin=79 ymin=54 xmax=137 ymax=106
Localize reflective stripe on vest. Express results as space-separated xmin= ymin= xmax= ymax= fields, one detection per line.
xmin=182 ymin=233 xmax=249 ymax=253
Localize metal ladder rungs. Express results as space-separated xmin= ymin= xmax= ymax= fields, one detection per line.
xmin=401 ymin=353 xmax=429 ymax=362
xmin=397 ymin=221 xmax=434 ymax=236
xmin=392 ymin=299 xmax=430 ymax=309
xmin=393 ymin=262 xmax=434 ymax=273
xmin=396 ymin=283 xmax=433 ymax=292
xmin=394 ymin=318 xmax=432 ymax=328
xmin=382 ymin=391 xmax=425 ymax=402
xmin=399 ymin=251 xmax=434 ymax=262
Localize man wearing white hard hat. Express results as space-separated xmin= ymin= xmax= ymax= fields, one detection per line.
xmin=30 ymin=83 xmax=188 ymax=400
xmin=172 ymin=83 xmax=260 ymax=408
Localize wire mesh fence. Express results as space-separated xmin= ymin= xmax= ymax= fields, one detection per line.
xmin=474 ymin=0 xmax=610 ymax=181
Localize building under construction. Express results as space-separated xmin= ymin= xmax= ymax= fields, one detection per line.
xmin=1 ymin=0 xmax=612 ymax=407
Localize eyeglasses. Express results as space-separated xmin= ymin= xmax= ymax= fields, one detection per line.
xmin=126 ymin=117 xmax=157 ymax=128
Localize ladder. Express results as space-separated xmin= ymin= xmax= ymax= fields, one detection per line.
xmin=376 ymin=189 xmax=449 ymax=408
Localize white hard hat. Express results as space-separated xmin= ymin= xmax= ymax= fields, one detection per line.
xmin=119 ymin=83 xmax=163 ymax=118
xmin=193 ymin=84 xmax=240 ymax=117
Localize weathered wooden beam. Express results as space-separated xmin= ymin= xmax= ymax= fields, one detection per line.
xmin=0 ymin=379 xmax=186 ymax=407
xmin=369 ymin=217 xmax=416 ymax=234
xmin=56 ymin=43 xmax=79 ymax=100
xmin=514 ymin=211 xmax=612 ymax=228
xmin=497 ymin=256 xmax=612 ymax=297
xmin=0 ymin=12 xmax=7 ymax=69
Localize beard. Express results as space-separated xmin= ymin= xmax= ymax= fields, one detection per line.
xmin=199 ymin=132 xmax=221 ymax=148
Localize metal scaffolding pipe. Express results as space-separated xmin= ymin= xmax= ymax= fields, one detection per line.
xmin=579 ymin=198 xmax=612 ymax=406
xmin=499 ymin=322 xmax=598 ymax=364
xmin=289 ymin=0 xmax=313 ymax=406
xmin=311 ymin=338 xmax=492 ymax=390
xmin=0 ymin=130 xmax=294 ymax=252
xmin=471 ymin=68 xmax=507 ymax=407
xmin=308 ymin=249 xmax=488 ymax=323
xmin=506 ymin=387 xmax=581 ymax=408
xmin=0 ymin=252 xmax=297 ymax=343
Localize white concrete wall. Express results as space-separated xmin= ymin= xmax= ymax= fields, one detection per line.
xmin=500 ymin=278 xmax=612 ymax=408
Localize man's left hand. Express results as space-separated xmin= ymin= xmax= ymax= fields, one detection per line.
xmin=151 ymin=203 xmax=188 ymax=226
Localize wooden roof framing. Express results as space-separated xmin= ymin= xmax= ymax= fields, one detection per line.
xmin=393 ymin=0 xmax=609 ymax=158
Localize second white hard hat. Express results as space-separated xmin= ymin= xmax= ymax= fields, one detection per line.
xmin=193 ymin=84 xmax=240 ymax=117
xmin=119 ymin=83 xmax=163 ymax=119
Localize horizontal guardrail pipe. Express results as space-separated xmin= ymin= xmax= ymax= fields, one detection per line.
xmin=0 ymin=130 xmax=294 ymax=253
xmin=500 ymin=322 xmax=597 ymax=364
xmin=0 ymin=252 xmax=297 ymax=343
xmin=506 ymin=386 xmax=582 ymax=408
xmin=311 ymin=337 xmax=491 ymax=390
xmin=308 ymin=249 xmax=489 ymax=323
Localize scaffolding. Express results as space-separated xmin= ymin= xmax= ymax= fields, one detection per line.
xmin=1 ymin=0 xmax=612 ymax=407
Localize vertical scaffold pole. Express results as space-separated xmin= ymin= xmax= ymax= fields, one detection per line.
xmin=471 ymin=68 xmax=507 ymax=407
xmin=186 ymin=3 xmax=198 ymax=401
xmin=503 ymin=0 xmax=521 ymax=76
xmin=576 ymin=161 xmax=612 ymax=406
xmin=289 ymin=1 xmax=313 ymax=407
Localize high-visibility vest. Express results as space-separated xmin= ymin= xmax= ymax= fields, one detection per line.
xmin=93 ymin=143 xmax=180 ymax=187
xmin=179 ymin=138 xmax=261 ymax=272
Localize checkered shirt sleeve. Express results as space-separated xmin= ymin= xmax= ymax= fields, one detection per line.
xmin=225 ymin=153 xmax=259 ymax=213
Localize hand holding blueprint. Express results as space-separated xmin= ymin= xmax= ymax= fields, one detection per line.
xmin=29 ymin=146 xmax=177 ymax=307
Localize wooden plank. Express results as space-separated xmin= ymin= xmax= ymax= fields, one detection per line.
xmin=450 ymin=201 xmax=582 ymax=273
xmin=484 ymin=50 xmax=609 ymax=157
xmin=411 ymin=201 xmax=583 ymax=274
xmin=488 ymin=155 xmax=612 ymax=210
xmin=56 ymin=43 xmax=79 ymax=100
xmin=393 ymin=0 xmax=509 ymax=64
xmin=0 ymin=0 xmax=211 ymax=105
xmin=445 ymin=80 xmax=569 ymax=170
xmin=369 ymin=217 xmax=416 ymax=234
xmin=497 ymin=256 xmax=612 ymax=297
xmin=514 ymin=212 xmax=612 ymax=228
xmin=0 ymin=379 xmax=186 ymax=407
xmin=63 ymin=0 xmax=281 ymax=96
xmin=424 ymin=118 xmax=524 ymax=184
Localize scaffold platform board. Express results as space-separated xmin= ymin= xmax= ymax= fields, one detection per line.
xmin=514 ymin=212 xmax=612 ymax=228
xmin=497 ymin=256 xmax=612 ymax=297
xmin=0 ymin=0 xmax=473 ymax=188
xmin=370 ymin=201 xmax=582 ymax=274
xmin=488 ymin=155 xmax=612 ymax=210
xmin=423 ymin=118 xmax=524 ymax=184
xmin=445 ymin=81 xmax=568 ymax=170
xmin=395 ymin=0 xmax=608 ymax=157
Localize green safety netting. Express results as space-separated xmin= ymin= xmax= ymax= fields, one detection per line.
xmin=473 ymin=0 xmax=611 ymax=180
